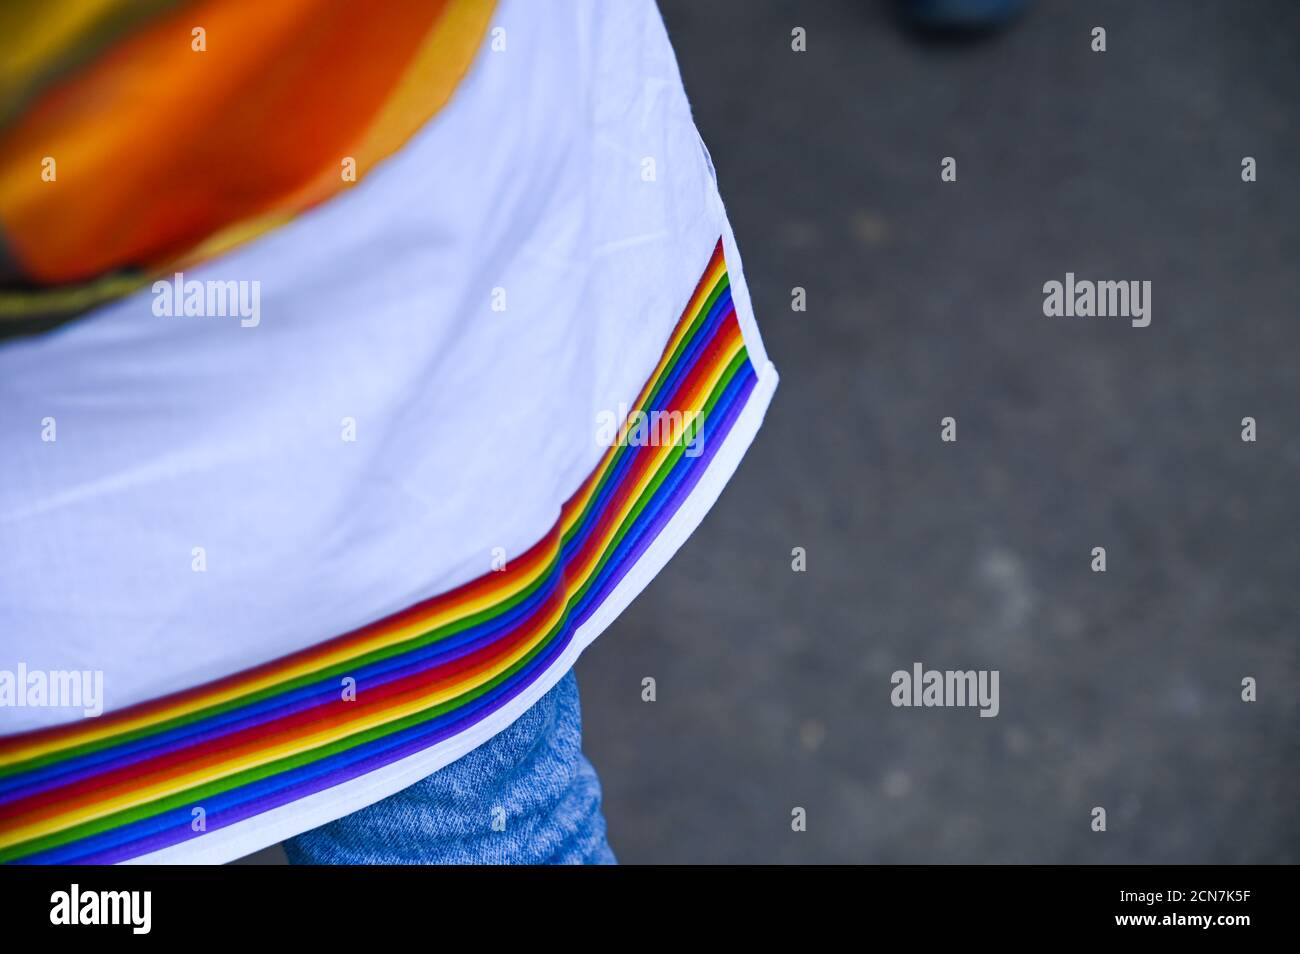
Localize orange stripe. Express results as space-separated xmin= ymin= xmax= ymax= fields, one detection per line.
xmin=0 ymin=324 xmax=747 ymax=846
xmin=4 ymin=584 xmax=568 ymax=834
xmin=0 ymin=255 xmax=734 ymax=766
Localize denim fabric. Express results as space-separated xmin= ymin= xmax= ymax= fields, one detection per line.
xmin=283 ymin=670 xmax=615 ymax=864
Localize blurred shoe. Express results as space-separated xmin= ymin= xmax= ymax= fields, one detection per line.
xmin=899 ymin=0 xmax=1029 ymax=30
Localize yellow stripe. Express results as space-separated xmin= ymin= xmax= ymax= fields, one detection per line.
xmin=350 ymin=0 xmax=498 ymax=175
xmin=0 ymin=263 xmax=732 ymax=767
xmin=3 ymin=332 xmax=746 ymax=846
xmin=173 ymin=0 xmax=499 ymax=276
xmin=560 ymin=255 xmax=728 ymax=535
xmin=0 ymin=593 xmax=569 ymax=847
xmin=0 ymin=273 xmax=147 ymax=319
xmin=0 ymin=531 xmax=561 ymax=767
xmin=0 ymin=0 xmax=176 ymax=126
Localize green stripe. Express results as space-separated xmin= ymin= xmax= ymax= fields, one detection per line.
xmin=563 ymin=272 xmax=730 ymax=539
xmin=570 ymin=347 xmax=747 ymax=611
xmin=1 ymin=615 xmax=570 ymax=862
xmin=0 ymin=553 xmax=562 ymax=777
xmin=1 ymin=283 xmax=749 ymax=860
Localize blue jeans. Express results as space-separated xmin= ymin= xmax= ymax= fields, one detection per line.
xmin=284 ymin=670 xmax=616 ymax=864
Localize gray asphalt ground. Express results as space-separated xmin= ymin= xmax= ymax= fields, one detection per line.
xmin=242 ymin=0 xmax=1299 ymax=864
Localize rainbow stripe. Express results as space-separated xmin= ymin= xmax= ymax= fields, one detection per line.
xmin=0 ymin=239 xmax=758 ymax=864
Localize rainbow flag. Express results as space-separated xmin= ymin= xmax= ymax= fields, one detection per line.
xmin=0 ymin=0 xmax=777 ymax=863
xmin=0 ymin=241 xmax=771 ymax=863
